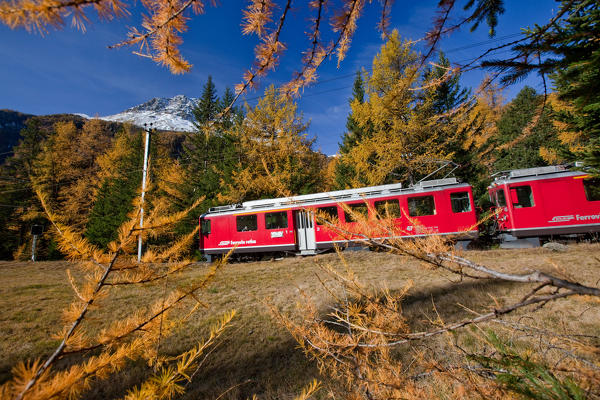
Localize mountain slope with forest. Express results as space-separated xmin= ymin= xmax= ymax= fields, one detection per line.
xmin=0 ymin=110 xmax=33 ymax=162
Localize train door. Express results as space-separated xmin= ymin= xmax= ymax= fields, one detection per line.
xmin=507 ymin=184 xmax=536 ymax=230
xmin=294 ymin=210 xmax=316 ymax=255
xmin=491 ymin=187 xmax=510 ymax=231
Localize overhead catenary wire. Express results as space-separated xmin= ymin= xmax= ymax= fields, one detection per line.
xmin=0 ymin=167 xmax=147 ymax=195
xmin=179 ymin=44 xmax=520 ymax=155
xmin=0 ymin=175 xmax=30 ymax=182
xmin=0 ymin=140 xmax=309 ymax=195
xmin=443 ymin=33 xmax=523 ymax=54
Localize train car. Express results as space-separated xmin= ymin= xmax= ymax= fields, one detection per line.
xmin=488 ymin=165 xmax=600 ymax=239
xmin=199 ymin=178 xmax=478 ymax=257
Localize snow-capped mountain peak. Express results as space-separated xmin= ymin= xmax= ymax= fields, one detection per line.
xmin=100 ymin=95 xmax=198 ymax=132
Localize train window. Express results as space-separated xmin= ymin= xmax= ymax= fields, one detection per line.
xmin=408 ymin=195 xmax=435 ymax=216
xmin=201 ymin=219 xmax=211 ymax=235
xmin=344 ymin=203 xmax=368 ymax=222
xmin=265 ymin=211 xmax=288 ymax=229
xmin=236 ymin=214 xmax=257 ymax=232
xmin=316 ymin=206 xmax=338 ymax=225
xmin=374 ymin=200 xmax=401 ymax=219
xmin=496 ymin=189 xmax=507 ymax=207
xmin=583 ymin=178 xmax=600 ymax=201
xmin=450 ymin=192 xmax=471 ymax=213
xmin=510 ymin=186 xmax=534 ymax=208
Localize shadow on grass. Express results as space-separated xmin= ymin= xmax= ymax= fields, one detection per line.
xmin=181 ymin=338 xmax=323 ymax=400
xmin=401 ymin=278 xmax=518 ymax=324
xmin=10 ymin=277 xmax=520 ymax=400
xmin=323 ymin=278 xmax=519 ymax=332
xmin=85 ymin=279 xmax=519 ymax=399
xmin=80 ymin=337 xmax=324 ymax=400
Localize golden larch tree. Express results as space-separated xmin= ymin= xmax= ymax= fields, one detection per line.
xmin=220 ymin=85 xmax=327 ymax=203
xmin=32 ymin=120 xmax=113 ymax=231
xmin=343 ymin=31 xmax=472 ymax=186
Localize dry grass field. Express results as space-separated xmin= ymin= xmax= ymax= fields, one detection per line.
xmin=1 ymin=244 xmax=599 ymax=399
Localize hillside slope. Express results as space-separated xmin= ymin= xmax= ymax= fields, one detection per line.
xmin=0 ymin=110 xmax=32 ymax=162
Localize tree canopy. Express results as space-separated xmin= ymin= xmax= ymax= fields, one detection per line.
xmin=333 ymin=70 xmax=371 ymax=189
xmin=220 ymin=86 xmax=327 ymax=203
xmin=338 ymin=32 xmax=477 ymax=187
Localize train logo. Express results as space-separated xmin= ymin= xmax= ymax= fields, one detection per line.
xmin=549 ymin=215 xmax=574 ymax=223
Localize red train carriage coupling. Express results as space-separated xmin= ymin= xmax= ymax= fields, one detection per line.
xmin=488 ymin=165 xmax=600 ymax=246
xmin=199 ymin=178 xmax=478 ymax=258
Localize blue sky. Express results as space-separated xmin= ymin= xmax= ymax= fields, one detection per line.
xmin=0 ymin=0 xmax=559 ymax=155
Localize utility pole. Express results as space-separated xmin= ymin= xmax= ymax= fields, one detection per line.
xmin=31 ymin=235 xmax=38 ymax=262
xmin=31 ymin=224 xmax=43 ymax=262
xmin=138 ymin=123 xmax=152 ymax=262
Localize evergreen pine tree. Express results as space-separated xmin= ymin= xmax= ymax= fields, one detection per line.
xmin=179 ymin=78 xmax=242 ymax=238
xmin=334 ymin=71 xmax=371 ymax=189
xmin=550 ymin=0 xmax=600 ymax=170
xmin=85 ymin=129 xmax=144 ymax=248
xmin=85 ymin=177 xmax=138 ymax=248
xmin=490 ymin=86 xmax=563 ymax=172
xmin=420 ymin=52 xmax=487 ymax=192
xmin=218 ymin=86 xmax=245 ymax=130
xmin=220 ymin=87 xmax=235 ymax=111
xmin=193 ymin=76 xmax=219 ymax=125
xmin=340 ymin=71 xmax=367 ymax=154
xmin=478 ymin=0 xmax=598 ymax=170
xmin=423 ymin=52 xmax=470 ymax=115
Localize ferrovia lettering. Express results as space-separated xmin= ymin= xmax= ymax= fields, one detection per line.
xmin=576 ymin=213 xmax=600 ymax=221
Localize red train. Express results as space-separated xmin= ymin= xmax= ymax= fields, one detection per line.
xmin=488 ymin=165 xmax=600 ymax=239
xmin=199 ymin=178 xmax=478 ymax=257
xmin=199 ymin=165 xmax=600 ymax=257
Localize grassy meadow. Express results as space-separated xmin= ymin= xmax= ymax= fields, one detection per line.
xmin=1 ymin=244 xmax=599 ymax=399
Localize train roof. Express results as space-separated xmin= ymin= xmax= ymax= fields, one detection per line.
xmin=206 ymin=178 xmax=469 ymax=215
xmin=489 ymin=165 xmax=587 ymax=187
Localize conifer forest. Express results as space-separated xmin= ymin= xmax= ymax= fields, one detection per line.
xmin=0 ymin=1 xmax=599 ymax=399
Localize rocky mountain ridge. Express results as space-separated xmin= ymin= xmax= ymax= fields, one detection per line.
xmin=1 ymin=96 xmax=198 ymax=163
xmin=99 ymin=95 xmax=198 ymax=132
